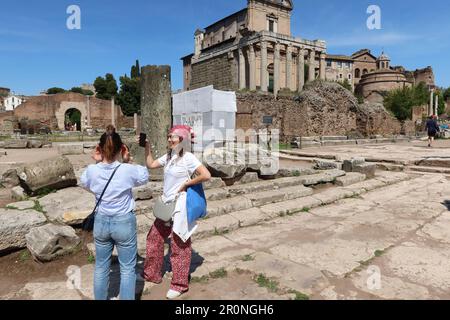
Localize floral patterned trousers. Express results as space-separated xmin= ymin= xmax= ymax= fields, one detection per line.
xmin=143 ymin=219 xmax=192 ymax=293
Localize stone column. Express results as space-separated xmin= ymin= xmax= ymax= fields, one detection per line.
xmin=274 ymin=42 xmax=281 ymax=96
xmin=248 ymin=44 xmax=256 ymax=91
xmin=435 ymin=94 xmax=439 ymax=117
xmin=86 ymin=96 xmax=91 ymax=127
xmin=239 ymin=48 xmax=246 ymax=90
xmin=111 ymin=97 xmax=116 ymax=127
xmin=297 ymin=47 xmax=305 ymax=91
xmin=134 ymin=113 xmax=138 ymax=133
xmin=319 ymin=52 xmax=326 ymax=80
xmin=260 ymin=40 xmax=268 ymax=92
xmin=308 ymin=49 xmax=316 ymax=82
xmin=286 ymin=45 xmax=293 ymax=91
xmin=430 ymin=91 xmax=434 ymax=115
xmin=141 ymin=65 xmax=172 ymax=163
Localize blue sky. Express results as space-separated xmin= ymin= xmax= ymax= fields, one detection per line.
xmin=1 ymin=0 xmax=449 ymax=95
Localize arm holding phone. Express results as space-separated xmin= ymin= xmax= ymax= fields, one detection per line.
xmin=136 ymin=133 xmax=162 ymax=169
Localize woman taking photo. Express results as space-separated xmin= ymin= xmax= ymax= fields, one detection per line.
xmin=80 ymin=125 xmax=150 ymax=300
xmin=141 ymin=125 xmax=211 ymax=299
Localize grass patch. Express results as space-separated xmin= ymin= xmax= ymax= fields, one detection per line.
xmin=209 ymin=268 xmax=228 ymax=279
xmin=213 ymin=228 xmax=229 ymax=236
xmin=87 ymin=254 xmax=95 ymax=264
xmin=36 ymin=187 xmax=57 ymax=199
xmin=288 ymin=290 xmax=310 ymax=300
xmin=6 ymin=205 xmax=19 ymax=210
xmin=278 ymin=143 xmax=292 ymax=151
xmin=190 ymin=275 xmax=209 ymax=284
xmin=32 ymin=200 xmax=46 ymax=214
xmin=242 ymin=255 xmax=255 ymax=262
xmin=301 ymin=207 xmax=310 ymax=213
xmin=292 ymin=170 xmax=301 ymax=177
xmin=374 ymin=249 xmax=386 ymax=257
xmin=254 ymin=274 xmax=279 ymax=293
xmin=19 ymin=250 xmax=31 ymax=262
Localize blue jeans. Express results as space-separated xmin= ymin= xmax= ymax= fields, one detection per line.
xmin=93 ymin=211 xmax=137 ymax=300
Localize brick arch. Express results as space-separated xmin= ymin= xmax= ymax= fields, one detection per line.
xmin=55 ymin=101 xmax=88 ymax=131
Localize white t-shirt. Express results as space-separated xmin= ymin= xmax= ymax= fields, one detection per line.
xmin=158 ymin=152 xmax=202 ymax=200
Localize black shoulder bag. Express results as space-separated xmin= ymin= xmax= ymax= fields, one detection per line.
xmin=82 ymin=164 xmax=122 ymax=232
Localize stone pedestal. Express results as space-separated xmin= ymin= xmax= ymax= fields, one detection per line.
xmin=140 ymin=65 xmax=172 ymax=173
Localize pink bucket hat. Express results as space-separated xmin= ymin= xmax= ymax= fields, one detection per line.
xmin=170 ymin=125 xmax=194 ymax=141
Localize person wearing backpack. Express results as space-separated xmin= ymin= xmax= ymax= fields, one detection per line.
xmin=141 ymin=125 xmax=211 ymax=299
xmin=425 ymin=115 xmax=440 ymax=148
xmin=80 ymin=125 xmax=150 ymax=300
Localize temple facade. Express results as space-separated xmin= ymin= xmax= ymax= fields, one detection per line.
xmin=181 ymin=0 xmax=327 ymax=95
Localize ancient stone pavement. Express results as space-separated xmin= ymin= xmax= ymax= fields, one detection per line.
xmin=4 ymin=168 xmax=450 ymax=300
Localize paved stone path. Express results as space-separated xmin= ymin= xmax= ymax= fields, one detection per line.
xmin=3 ymin=170 xmax=450 ymax=300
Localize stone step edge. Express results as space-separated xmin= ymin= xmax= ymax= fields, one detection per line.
xmin=192 ymin=173 xmax=413 ymax=241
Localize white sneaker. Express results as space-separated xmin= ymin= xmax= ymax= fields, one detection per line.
xmin=166 ymin=289 xmax=182 ymax=300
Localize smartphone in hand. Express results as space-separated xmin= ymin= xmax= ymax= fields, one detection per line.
xmin=139 ymin=133 xmax=147 ymax=148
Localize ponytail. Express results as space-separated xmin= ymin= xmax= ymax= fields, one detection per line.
xmin=99 ymin=125 xmax=123 ymax=161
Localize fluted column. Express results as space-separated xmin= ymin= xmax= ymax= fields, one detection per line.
xmin=430 ymin=91 xmax=434 ymax=115
xmin=319 ymin=52 xmax=326 ymax=80
xmin=308 ymin=49 xmax=316 ymax=82
xmin=286 ymin=45 xmax=293 ymax=91
xmin=297 ymin=47 xmax=305 ymax=91
xmin=260 ymin=40 xmax=268 ymax=92
xmin=239 ymin=48 xmax=246 ymax=90
xmin=248 ymin=44 xmax=256 ymax=91
xmin=274 ymin=43 xmax=281 ymax=96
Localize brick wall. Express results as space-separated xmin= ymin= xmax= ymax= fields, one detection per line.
xmin=236 ymin=88 xmax=406 ymax=143
xmin=190 ymin=53 xmax=237 ymax=91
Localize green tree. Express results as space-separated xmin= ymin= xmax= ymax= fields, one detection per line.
xmin=117 ymin=76 xmax=141 ymax=116
xmin=384 ymin=83 xmax=430 ymax=121
xmin=82 ymin=89 xmax=94 ymax=96
xmin=94 ymin=73 xmax=118 ymax=100
xmin=70 ymin=87 xmax=84 ymax=94
xmin=130 ymin=60 xmax=141 ymax=79
xmin=337 ymin=79 xmax=353 ymax=91
xmin=47 ymin=87 xmax=66 ymax=94
xmin=444 ymin=87 xmax=450 ymax=101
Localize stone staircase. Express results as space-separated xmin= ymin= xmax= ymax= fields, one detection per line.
xmin=88 ymin=169 xmax=414 ymax=257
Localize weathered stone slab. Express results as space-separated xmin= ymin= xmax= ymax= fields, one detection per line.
xmin=234 ymin=252 xmax=328 ymax=295
xmin=26 ymin=224 xmax=80 ymax=262
xmin=0 ymin=209 xmax=47 ymax=252
xmin=236 ymin=172 xmax=259 ymax=185
xmin=342 ymin=158 xmax=366 ymax=173
xmin=353 ymin=163 xmax=376 ymax=179
xmin=4 ymin=140 xmax=29 ymax=149
xmin=6 ymin=200 xmax=35 ymax=211
xmin=194 ymin=214 xmax=240 ymax=240
xmin=11 ymin=186 xmax=27 ymax=201
xmin=39 ymin=187 xmax=95 ymax=225
xmin=1 ymin=168 xmax=21 ymax=188
xmin=28 ymin=140 xmax=43 ymax=149
xmin=57 ymin=144 xmax=84 ymax=155
xmin=314 ymin=160 xmax=342 ymax=170
xmin=207 ymin=196 xmax=252 ymax=218
xmin=204 ymin=177 xmax=226 ymax=190
xmin=132 ymin=182 xmax=153 ymax=201
xmin=335 ymin=173 xmax=366 ymax=187
xmin=17 ymin=156 xmax=77 ymax=195
xmin=321 ymin=136 xmax=348 ymax=141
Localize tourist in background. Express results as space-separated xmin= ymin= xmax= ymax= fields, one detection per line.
xmin=80 ymin=125 xmax=150 ymax=300
xmin=426 ymin=115 xmax=440 ymax=148
xmin=141 ymin=125 xmax=211 ymax=299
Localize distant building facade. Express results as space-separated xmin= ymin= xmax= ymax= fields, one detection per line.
xmin=325 ymin=54 xmax=354 ymax=90
xmin=181 ymin=0 xmax=327 ymax=95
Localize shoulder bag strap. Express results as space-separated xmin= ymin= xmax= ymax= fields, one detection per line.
xmin=92 ymin=164 xmax=122 ymax=214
